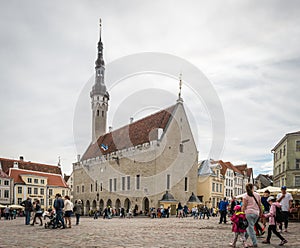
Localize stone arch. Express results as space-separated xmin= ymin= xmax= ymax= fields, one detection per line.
xmin=99 ymin=199 xmax=104 ymax=211
xmin=107 ymin=199 xmax=112 ymax=208
xmin=92 ymin=199 xmax=97 ymax=210
xmin=115 ymin=199 xmax=121 ymax=215
xmin=142 ymin=197 xmax=150 ymax=215
xmin=86 ymin=200 xmax=90 ymax=215
xmin=124 ymin=198 xmax=131 ymax=212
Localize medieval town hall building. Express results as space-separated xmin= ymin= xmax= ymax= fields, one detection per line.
xmin=73 ymin=22 xmax=199 ymax=215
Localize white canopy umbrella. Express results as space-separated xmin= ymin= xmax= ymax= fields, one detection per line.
xmin=256 ymin=186 xmax=281 ymax=193
xmin=8 ymin=204 xmax=24 ymax=209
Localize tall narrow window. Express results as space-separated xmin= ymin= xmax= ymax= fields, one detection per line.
xmin=100 ymin=183 xmax=103 ymax=192
xmin=179 ymin=144 xmax=183 ymax=153
xmin=77 ymin=186 xmax=79 ymax=193
xmin=296 ymin=159 xmax=300 ymax=169
xmin=295 ymin=176 xmax=300 ymax=187
xmin=113 ymin=178 xmax=117 ymax=192
xmin=4 ymin=190 xmax=9 ymax=198
xmin=282 ymin=162 xmax=285 ymax=171
xmin=184 ymin=177 xmax=188 ymax=191
xmin=280 ymin=149 xmax=282 ymax=159
xmin=109 ymin=179 xmax=112 ymax=192
xmin=212 ymin=183 xmax=215 ymax=192
xmin=122 ymin=177 xmax=125 ymax=191
xmin=97 ymin=110 xmax=99 ymax=116
xmin=136 ymin=175 xmax=140 ymax=190
xmin=81 ymin=185 xmax=84 ymax=193
xmin=283 ymin=145 xmax=286 ymax=156
xmin=296 ymin=141 xmax=300 ymax=151
xmin=95 ymin=181 xmax=98 ymax=192
xmin=216 ymin=183 xmax=219 ymax=192
xmin=127 ymin=176 xmax=130 ymax=190
xmin=102 ymin=111 xmax=104 ymax=117
xmin=90 ymin=183 xmax=93 ymax=192
xmin=166 ymin=174 xmax=170 ymax=190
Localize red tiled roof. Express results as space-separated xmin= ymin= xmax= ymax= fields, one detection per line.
xmin=235 ymin=164 xmax=247 ymax=172
xmin=81 ymin=104 xmax=176 ymax=161
xmin=9 ymin=168 xmax=68 ymax=187
xmin=225 ymin=162 xmax=243 ymax=175
xmin=0 ymin=158 xmax=61 ymax=175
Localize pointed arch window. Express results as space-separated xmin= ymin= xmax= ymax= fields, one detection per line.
xmin=97 ymin=110 xmax=100 ymax=116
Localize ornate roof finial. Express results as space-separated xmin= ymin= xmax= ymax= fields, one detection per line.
xmin=58 ymin=156 xmax=61 ymax=167
xmin=99 ymin=18 xmax=102 ymax=41
xmin=95 ymin=18 xmax=104 ymax=69
xmin=177 ymin=73 xmax=183 ymax=102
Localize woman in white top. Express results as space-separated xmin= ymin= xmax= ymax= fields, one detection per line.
xmin=64 ymin=195 xmax=73 ymax=228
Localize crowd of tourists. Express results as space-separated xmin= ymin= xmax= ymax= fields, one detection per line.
xmin=225 ymin=183 xmax=292 ymax=247
xmin=18 ymin=193 xmax=83 ymax=229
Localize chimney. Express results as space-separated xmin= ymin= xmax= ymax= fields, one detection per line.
xmin=77 ymin=154 xmax=81 ymax=162
xmin=130 ymin=117 xmax=134 ymax=124
xmin=13 ymin=161 xmax=18 ymax=168
xmin=109 ymin=126 xmax=113 ymax=132
xmin=19 ymin=156 xmax=24 ymax=161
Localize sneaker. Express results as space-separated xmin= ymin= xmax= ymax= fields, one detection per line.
xmin=262 ymin=240 xmax=270 ymax=244
xmin=279 ymin=240 xmax=288 ymax=246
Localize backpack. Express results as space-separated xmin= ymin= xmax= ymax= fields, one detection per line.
xmin=275 ymin=206 xmax=284 ymax=223
xmin=238 ymin=216 xmax=249 ymax=230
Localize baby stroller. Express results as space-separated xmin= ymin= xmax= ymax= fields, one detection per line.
xmin=44 ymin=210 xmax=62 ymax=229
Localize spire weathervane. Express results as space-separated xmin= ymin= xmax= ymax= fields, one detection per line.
xmin=99 ymin=18 xmax=102 ymax=41
xmin=177 ymin=73 xmax=183 ymax=102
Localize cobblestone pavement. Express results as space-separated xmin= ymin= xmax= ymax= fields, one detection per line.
xmin=0 ymin=217 xmax=299 ymax=248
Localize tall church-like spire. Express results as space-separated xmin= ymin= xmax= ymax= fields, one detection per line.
xmin=95 ymin=18 xmax=104 ymax=69
xmin=90 ymin=19 xmax=109 ymax=143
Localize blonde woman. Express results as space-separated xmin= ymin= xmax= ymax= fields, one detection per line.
xmin=64 ymin=195 xmax=73 ymax=228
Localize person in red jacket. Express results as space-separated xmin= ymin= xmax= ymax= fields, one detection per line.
xmin=229 ymin=205 xmax=247 ymax=248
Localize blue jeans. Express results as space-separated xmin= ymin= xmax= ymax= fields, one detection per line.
xmin=55 ymin=211 xmax=65 ymax=228
xmin=245 ymin=213 xmax=259 ymax=246
xmin=25 ymin=211 xmax=31 ymax=225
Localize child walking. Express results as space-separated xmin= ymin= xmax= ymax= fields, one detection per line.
xmin=229 ymin=205 xmax=247 ymax=248
xmin=262 ymin=196 xmax=288 ymax=246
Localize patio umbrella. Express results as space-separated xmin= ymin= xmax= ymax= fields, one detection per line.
xmin=256 ymin=186 xmax=281 ymax=193
xmin=0 ymin=204 xmax=6 ymax=208
xmin=8 ymin=204 xmax=24 ymax=209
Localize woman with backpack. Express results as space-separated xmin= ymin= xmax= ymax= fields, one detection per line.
xmin=229 ymin=205 xmax=247 ymax=248
xmin=262 ymin=196 xmax=288 ymax=246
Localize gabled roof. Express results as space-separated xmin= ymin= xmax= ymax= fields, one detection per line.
xmin=0 ymin=170 xmax=10 ymax=179
xmin=0 ymin=157 xmax=61 ymax=175
xmin=81 ymin=104 xmax=176 ymax=161
xmin=198 ymin=160 xmax=213 ymax=176
xmin=9 ymin=168 xmax=68 ymax=188
xmin=225 ymin=162 xmax=243 ymax=175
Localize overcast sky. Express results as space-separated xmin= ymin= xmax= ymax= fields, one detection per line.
xmin=1 ymin=0 xmax=299 ymax=176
